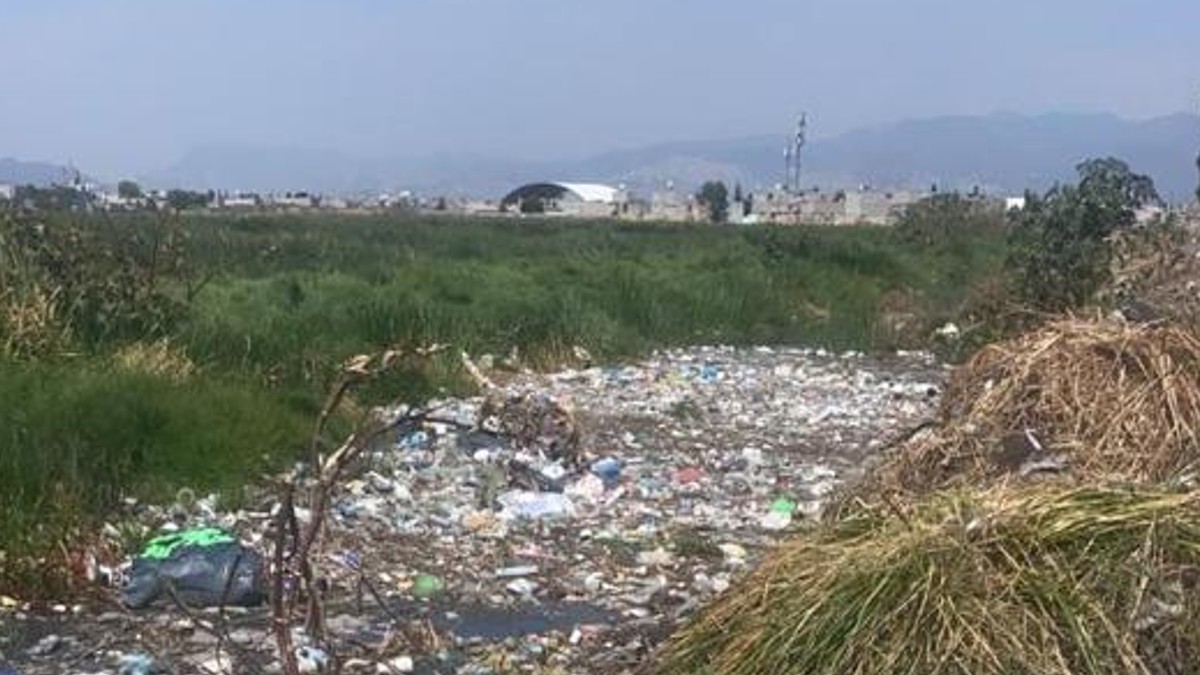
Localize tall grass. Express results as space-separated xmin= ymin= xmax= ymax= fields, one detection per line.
xmin=152 ymin=214 xmax=1008 ymax=396
xmin=0 ymin=359 xmax=309 ymax=595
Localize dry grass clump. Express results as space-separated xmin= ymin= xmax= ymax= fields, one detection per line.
xmin=113 ymin=339 xmax=197 ymax=382
xmin=657 ymin=487 xmax=1200 ymax=675
xmin=845 ymin=317 xmax=1200 ymax=508
xmin=0 ymin=285 xmax=73 ymax=359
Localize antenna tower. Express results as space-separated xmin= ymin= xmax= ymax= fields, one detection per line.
xmin=791 ymin=113 xmax=807 ymax=193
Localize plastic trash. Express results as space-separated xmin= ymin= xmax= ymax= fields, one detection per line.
xmin=296 ymin=646 xmax=329 ymax=673
xmin=674 ymin=466 xmax=705 ymax=485
xmin=398 ymin=430 xmax=430 ymax=450
xmin=590 ymin=457 xmax=622 ymax=488
xmin=118 ymin=653 xmax=161 ymax=675
xmin=412 ymin=574 xmax=445 ymax=600
xmin=565 ymin=474 xmax=606 ymax=504
xmin=121 ymin=527 xmax=265 ymax=610
xmin=760 ymin=510 xmax=793 ymax=531
xmin=495 ymin=565 xmax=538 ymax=578
xmin=770 ymin=498 xmax=798 ymax=515
xmin=497 ymin=490 xmax=576 ymax=521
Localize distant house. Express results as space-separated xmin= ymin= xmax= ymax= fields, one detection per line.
xmin=270 ymin=191 xmax=318 ymax=209
xmin=0 ymin=183 xmax=14 ymax=201
xmin=219 ymin=192 xmax=261 ymax=209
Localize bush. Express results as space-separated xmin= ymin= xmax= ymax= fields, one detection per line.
xmin=0 ymin=212 xmax=191 ymax=355
xmin=1007 ymin=158 xmax=1160 ymax=313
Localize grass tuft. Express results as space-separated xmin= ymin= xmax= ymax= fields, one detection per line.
xmin=658 ymin=486 xmax=1200 ymax=675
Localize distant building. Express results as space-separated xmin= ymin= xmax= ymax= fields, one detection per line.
xmin=501 ymin=182 xmax=626 ymax=218
xmin=1005 ymin=196 xmax=1027 ymax=212
xmin=270 ymin=192 xmax=318 ymax=209
xmin=218 ymin=192 xmax=261 ymax=209
xmin=0 ymin=184 xmax=14 ymax=201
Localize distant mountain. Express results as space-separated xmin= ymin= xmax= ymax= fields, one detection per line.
xmin=0 ymin=157 xmax=73 ymax=186
xmin=150 ymin=113 xmax=1200 ymax=201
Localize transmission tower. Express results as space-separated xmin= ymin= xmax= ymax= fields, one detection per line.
xmin=782 ymin=113 xmax=808 ymax=194
xmin=792 ymin=113 xmax=807 ymax=194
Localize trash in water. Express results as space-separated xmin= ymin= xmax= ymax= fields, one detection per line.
xmin=770 ymin=498 xmax=797 ymax=515
xmin=118 ymin=653 xmax=161 ymax=675
xmin=411 ymin=574 xmax=445 ymax=600
xmin=296 ymin=646 xmax=328 ymax=673
xmin=121 ymin=527 xmax=265 ymax=610
xmin=497 ymin=491 xmax=576 ymax=521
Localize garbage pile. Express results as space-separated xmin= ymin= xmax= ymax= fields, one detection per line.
xmin=0 ymin=346 xmax=943 ymax=675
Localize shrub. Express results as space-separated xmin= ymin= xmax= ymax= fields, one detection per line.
xmin=1007 ymin=158 xmax=1160 ymax=313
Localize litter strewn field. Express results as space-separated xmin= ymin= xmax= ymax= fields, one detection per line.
xmin=0 ymin=346 xmax=943 ymax=675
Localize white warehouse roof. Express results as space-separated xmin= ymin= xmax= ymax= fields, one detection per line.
xmin=501 ymin=181 xmax=621 ymax=206
xmin=553 ymin=183 xmax=620 ymax=203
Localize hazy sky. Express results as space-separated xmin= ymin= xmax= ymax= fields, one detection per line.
xmin=2 ymin=0 xmax=1196 ymax=177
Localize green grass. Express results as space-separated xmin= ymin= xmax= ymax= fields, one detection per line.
xmin=0 ymin=359 xmax=309 ymax=595
xmin=161 ymin=215 xmax=1007 ymax=395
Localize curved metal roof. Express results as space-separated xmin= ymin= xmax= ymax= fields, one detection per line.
xmin=554 ymin=182 xmax=620 ymax=203
xmin=502 ymin=181 xmax=620 ymax=205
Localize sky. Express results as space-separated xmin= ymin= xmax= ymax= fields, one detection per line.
xmin=1 ymin=0 xmax=1197 ymax=177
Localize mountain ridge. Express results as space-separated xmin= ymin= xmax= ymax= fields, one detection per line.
xmin=13 ymin=112 xmax=1197 ymax=200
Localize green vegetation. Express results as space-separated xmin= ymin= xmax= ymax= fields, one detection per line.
xmin=0 ymin=360 xmax=308 ymax=594
xmin=117 ymin=180 xmax=142 ymax=200
xmin=695 ymin=181 xmax=729 ymax=223
xmin=1007 ymin=158 xmax=1160 ymax=312
xmin=1 ymin=208 xmax=1011 ymax=596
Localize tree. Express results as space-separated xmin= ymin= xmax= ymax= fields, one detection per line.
xmin=166 ymin=189 xmax=211 ymax=211
xmin=118 ymin=180 xmax=142 ymax=200
xmin=1007 ymin=157 xmax=1159 ymax=312
xmin=733 ymin=183 xmax=744 ymax=204
xmin=696 ymin=181 xmax=729 ymax=223
xmin=897 ymin=192 xmax=1004 ymax=248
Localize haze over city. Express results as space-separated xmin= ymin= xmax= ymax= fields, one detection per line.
xmin=2 ymin=0 xmax=1197 ymax=180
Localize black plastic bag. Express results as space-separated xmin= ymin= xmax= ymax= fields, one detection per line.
xmin=121 ymin=528 xmax=265 ymax=609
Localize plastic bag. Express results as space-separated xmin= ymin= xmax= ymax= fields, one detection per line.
xmin=121 ymin=527 xmax=265 ymax=609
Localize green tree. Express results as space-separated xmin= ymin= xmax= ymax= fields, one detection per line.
xmin=696 ymin=181 xmax=729 ymax=223
xmin=117 ymin=180 xmax=142 ymax=200
xmin=166 ymin=189 xmax=211 ymax=211
xmin=897 ymin=193 xmax=1004 ymax=248
xmin=1007 ymin=157 xmax=1159 ymax=312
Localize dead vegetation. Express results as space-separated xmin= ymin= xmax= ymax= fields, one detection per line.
xmin=834 ymin=317 xmax=1200 ymax=512
xmin=657 ymin=486 xmax=1200 ymax=675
